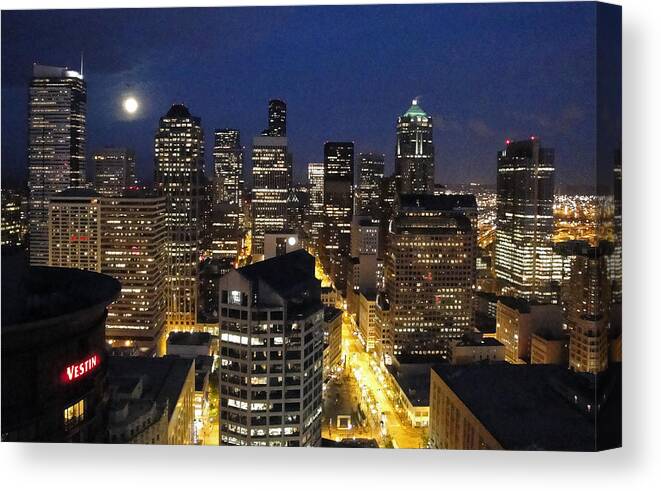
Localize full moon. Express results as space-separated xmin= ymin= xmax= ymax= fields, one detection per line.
xmin=122 ymin=97 xmax=139 ymax=114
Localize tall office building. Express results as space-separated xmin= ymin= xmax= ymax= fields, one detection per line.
xmin=93 ymin=147 xmax=137 ymax=196
xmin=101 ymin=192 xmax=168 ymax=355
xmin=28 ymin=64 xmax=86 ymax=265
xmin=213 ymin=129 xmax=244 ymax=208
xmin=495 ymin=138 xmax=557 ymax=303
xmin=218 ymin=250 xmax=324 ymax=447
xmin=154 ymin=104 xmax=204 ymax=330
xmin=48 ymin=188 xmax=101 ymax=272
xmin=307 ymin=162 xmax=325 ymax=247
xmin=382 ymin=194 xmax=477 ymax=361
xmin=252 ymin=137 xmax=290 ymax=256
xmin=322 ymin=141 xmax=354 ymax=293
xmin=356 ymin=152 xmax=385 ymax=217
xmin=557 ymin=241 xmax=612 ymax=374
xmin=395 ymin=99 xmax=434 ymax=196
xmin=262 ymin=99 xmax=287 ymax=137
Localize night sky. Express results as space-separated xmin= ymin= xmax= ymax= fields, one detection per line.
xmin=2 ymin=3 xmax=602 ymax=188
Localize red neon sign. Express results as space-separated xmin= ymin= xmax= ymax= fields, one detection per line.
xmin=70 ymin=234 xmax=90 ymax=242
xmin=62 ymin=354 xmax=99 ymax=383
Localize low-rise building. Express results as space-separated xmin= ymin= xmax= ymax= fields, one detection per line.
xmin=495 ymin=297 xmax=563 ymax=364
xmin=429 ymin=363 xmax=621 ymax=451
xmin=449 ymin=331 xmax=504 ymax=365
xmin=167 ymin=331 xmax=214 ymax=358
xmin=358 ymin=290 xmax=378 ymax=352
xmin=531 ymin=329 xmax=569 ymax=365
xmin=323 ymin=306 xmax=343 ymax=377
xmin=386 ymin=363 xmax=431 ymax=428
xmin=107 ymin=356 xmax=196 ymax=445
xmin=321 ymin=286 xmax=338 ymax=308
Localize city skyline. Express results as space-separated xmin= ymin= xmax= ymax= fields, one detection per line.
xmin=3 ymin=3 xmax=603 ymax=188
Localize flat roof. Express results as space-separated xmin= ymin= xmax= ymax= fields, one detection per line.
xmin=432 ymin=363 xmax=612 ymax=450
xmin=167 ymin=331 xmax=212 ymax=346
xmin=389 ymin=363 xmax=432 ymax=406
xmin=108 ymin=356 xmax=193 ymax=421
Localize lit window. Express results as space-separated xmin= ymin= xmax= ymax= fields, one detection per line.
xmin=64 ymin=399 xmax=85 ymax=428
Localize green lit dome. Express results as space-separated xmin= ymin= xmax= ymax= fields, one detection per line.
xmin=403 ymin=99 xmax=428 ymax=117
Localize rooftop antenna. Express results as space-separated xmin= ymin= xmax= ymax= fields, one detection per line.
xmin=80 ymin=51 xmax=84 ymax=78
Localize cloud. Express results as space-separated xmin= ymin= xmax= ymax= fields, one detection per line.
xmin=468 ymin=118 xmax=496 ymax=138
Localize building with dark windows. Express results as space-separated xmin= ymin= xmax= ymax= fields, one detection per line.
xmin=154 ymin=104 xmax=204 ymax=331
xmin=321 ymin=141 xmax=354 ymax=293
xmin=218 ymin=250 xmax=324 ymax=447
xmin=495 ymin=138 xmax=558 ymax=303
xmin=1 ymin=254 xmax=120 ymax=442
xmin=395 ymin=99 xmax=434 ymax=196
xmin=381 ymin=194 xmax=477 ymax=362
xmin=251 ymin=135 xmax=290 ymax=257
xmin=28 ymin=64 xmax=86 ymax=265
xmin=356 ymin=152 xmax=385 ymax=217
xmin=262 ymin=99 xmax=287 ymax=137
xmin=93 ymin=147 xmax=137 ymax=196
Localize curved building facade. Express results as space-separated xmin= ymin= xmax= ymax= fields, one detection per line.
xmin=1 ymin=256 xmax=120 ymax=442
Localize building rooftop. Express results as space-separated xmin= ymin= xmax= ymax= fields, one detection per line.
xmin=389 ymin=363 xmax=432 ymax=406
xmin=497 ymin=295 xmax=531 ymax=313
xmin=399 ymin=193 xmax=477 ymax=211
xmin=402 ymin=99 xmax=428 ymax=118
xmin=454 ymin=335 xmax=504 ymax=348
xmin=52 ymin=187 xmax=101 ymax=199
xmin=432 ymin=363 xmax=618 ymax=451
xmin=1 ymin=253 xmax=120 ymax=327
xmin=165 ymin=103 xmax=191 ymax=118
xmin=238 ymin=249 xmax=315 ymax=300
xmin=324 ymin=306 xmax=343 ymax=323
xmin=167 ymin=331 xmax=212 ymax=346
xmin=108 ymin=356 xmax=193 ymax=421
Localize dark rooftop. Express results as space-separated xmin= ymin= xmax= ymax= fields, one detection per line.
xmin=238 ymin=249 xmax=316 ymax=300
xmin=432 ymin=363 xmax=610 ymax=451
xmin=324 ymin=306 xmax=342 ymax=323
xmin=108 ymin=356 xmax=193 ymax=421
xmin=1 ymin=253 xmax=120 ymax=327
xmin=497 ymin=295 xmax=531 ymax=313
xmin=389 ymin=363 xmax=432 ymax=406
xmin=165 ymin=103 xmax=192 ymax=119
xmin=167 ymin=331 xmax=212 ymax=346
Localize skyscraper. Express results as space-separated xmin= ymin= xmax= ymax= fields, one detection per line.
xmin=356 ymin=152 xmax=385 ymax=217
xmin=213 ymin=129 xmax=244 ymax=208
xmin=322 ymin=141 xmax=354 ymax=293
xmin=218 ymin=250 xmax=324 ymax=446
xmin=382 ymin=194 xmax=477 ymax=361
xmin=307 ymin=162 xmax=325 ymax=246
xmin=251 ymin=136 xmax=290 ymax=256
xmin=262 ymin=99 xmax=287 ymax=137
xmin=495 ymin=138 xmax=557 ymax=303
xmin=395 ymin=99 xmax=434 ymax=196
xmin=28 ymin=64 xmax=86 ymax=265
xmin=101 ymin=192 xmax=168 ymax=355
xmin=93 ymin=147 xmax=137 ymax=196
xmin=154 ymin=104 xmax=204 ymax=330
